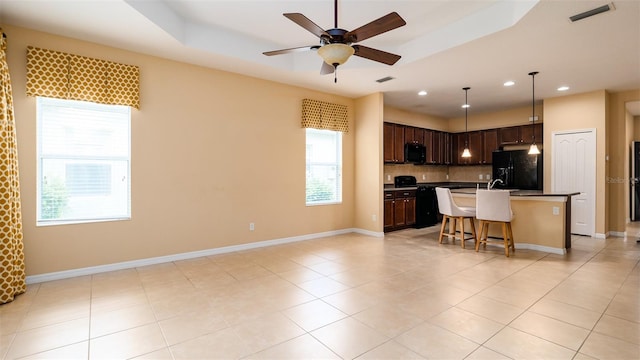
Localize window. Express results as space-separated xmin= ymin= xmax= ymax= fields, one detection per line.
xmin=37 ymin=97 xmax=131 ymax=225
xmin=306 ymin=128 xmax=342 ymax=205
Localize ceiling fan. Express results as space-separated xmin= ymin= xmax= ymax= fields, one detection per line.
xmin=263 ymin=0 xmax=406 ymax=82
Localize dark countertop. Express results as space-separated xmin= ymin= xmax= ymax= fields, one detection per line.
xmin=384 ymin=183 xmax=580 ymax=197
xmin=450 ymin=188 xmax=581 ymax=197
xmin=384 ymin=182 xmax=487 ymax=191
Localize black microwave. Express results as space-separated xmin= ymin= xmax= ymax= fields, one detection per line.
xmin=405 ymin=143 xmax=426 ymax=164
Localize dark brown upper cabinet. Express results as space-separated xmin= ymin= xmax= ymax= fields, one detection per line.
xmin=383 ymin=122 xmax=405 ymax=163
xmin=404 ymin=126 xmax=424 ymax=145
xmin=499 ymin=124 xmax=543 ymax=146
xmin=482 ymin=129 xmax=499 ymax=164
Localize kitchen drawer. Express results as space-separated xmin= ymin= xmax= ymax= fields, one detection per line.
xmin=394 ymin=190 xmax=416 ymax=198
xmin=384 ymin=191 xmax=395 ymax=200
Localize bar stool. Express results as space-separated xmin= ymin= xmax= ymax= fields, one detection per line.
xmin=475 ymin=189 xmax=515 ymax=257
xmin=435 ymin=187 xmax=477 ymax=249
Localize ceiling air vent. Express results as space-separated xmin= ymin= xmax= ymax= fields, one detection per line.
xmin=569 ymin=3 xmax=614 ymax=22
xmin=376 ymin=76 xmax=395 ymax=83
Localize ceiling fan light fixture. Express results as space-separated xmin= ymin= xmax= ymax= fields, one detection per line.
xmin=317 ymin=43 xmax=354 ymax=66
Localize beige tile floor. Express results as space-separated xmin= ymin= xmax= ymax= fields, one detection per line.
xmin=1 ymin=224 xmax=639 ymax=359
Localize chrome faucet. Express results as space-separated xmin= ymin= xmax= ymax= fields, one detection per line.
xmin=488 ymin=179 xmax=504 ymax=189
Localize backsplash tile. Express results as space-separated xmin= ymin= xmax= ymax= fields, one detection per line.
xmin=384 ymin=164 xmax=491 ymax=184
xmin=448 ymin=165 xmax=492 ymax=182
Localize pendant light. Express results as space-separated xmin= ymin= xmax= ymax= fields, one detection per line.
xmin=528 ymin=71 xmax=541 ymax=155
xmin=461 ymin=87 xmax=471 ymax=158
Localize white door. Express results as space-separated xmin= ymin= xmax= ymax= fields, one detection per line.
xmin=552 ymin=130 xmax=596 ymax=236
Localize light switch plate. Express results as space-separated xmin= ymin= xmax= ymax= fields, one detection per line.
xmin=552 ymin=207 xmax=560 ymax=215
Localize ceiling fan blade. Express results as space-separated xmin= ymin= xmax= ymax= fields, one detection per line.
xmin=346 ymin=12 xmax=406 ymax=43
xmin=263 ymin=45 xmax=318 ymax=56
xmin=284 ymin=13 xmax=330 ymax=39
xmin=320 ymin=61 xmax=335 ymax=75
xmin=353 ymin=45 xmax=401 ymax=65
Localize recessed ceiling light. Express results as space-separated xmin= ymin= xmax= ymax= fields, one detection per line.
xmin=418 ymin=90 xmax=427 ymax=96
xmin=504 ymin=81 xmax=515 ymax=87
xmin=557 ymin=86 xmax=570 ymax=91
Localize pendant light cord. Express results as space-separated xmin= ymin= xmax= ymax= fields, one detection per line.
xmin=529 ymin=71 xmax=538 ymax=143
xmin=463 ymin=87 xmax=470 ymax=147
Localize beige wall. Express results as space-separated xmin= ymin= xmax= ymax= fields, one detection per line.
xmin=609 ymin=90 xmax=640 ymax=232
xmin=543 ymin=90 xmax=607 ymax=236
xmin=384 ymin=106 xmax=448 ymax=131
xmin=6 ymin=25 xmax=359 ymax=276
xmin=448 ymin=105 xmax=541 ymax=133
xmin=354 ymin=93 xmax=384 ymax=233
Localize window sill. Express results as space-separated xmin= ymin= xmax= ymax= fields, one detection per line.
xmin=37 ymin=217 xmax=131 ymax=227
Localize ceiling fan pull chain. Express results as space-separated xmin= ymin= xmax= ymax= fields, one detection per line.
xmin=334 ymin=65 xmax=338 ymax=83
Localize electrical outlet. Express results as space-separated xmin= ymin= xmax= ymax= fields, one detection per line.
xmin=372 ymin=214 xmax=377 ymax=222
xmin=552 ymin=207 xmax=560 ymax=215
xmin=446 ymin=174 xmax=449 ymax=180
xmin=422 ymin=174 xmax=426 ymax=180
xmin=486 ymin=174 xmax=491 ymax=180
xmin=387 ymin=175 xmax=391 ymax=181
xmin=479 ymin=174 xmax=483 ymax=180
xmin=249 ymin=222 xmax=255 ymax=231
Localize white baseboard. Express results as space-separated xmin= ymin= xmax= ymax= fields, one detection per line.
xmin=607 ymin=231 xmax=626 ymax=238
xmin=595 ymin=232 xmax=608 ymax=239
xmin=514 ymin=243 xmax=566 ymax=255
xmin=26 ymin=228 xmax=376 ymax=285
xmin=352 ymin=228 xmax=384 ymax=238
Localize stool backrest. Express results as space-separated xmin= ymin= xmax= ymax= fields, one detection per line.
xmin=435 ymin=187 xmax=454 ymax=216
xmin=476 ymin=189 xmax=513 ymax=222
xmin=435 ymin=187 xmax=474 ymax=217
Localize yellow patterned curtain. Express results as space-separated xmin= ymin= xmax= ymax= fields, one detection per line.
xmin=0 ymin=30 xmax=26 ymax=304
xmin=301 ymin=99 xmax=349 ymax=133
xmin=26 ymin=46 xmax=140 ymax=109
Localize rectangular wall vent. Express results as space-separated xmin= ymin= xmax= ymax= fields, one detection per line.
xmin=376 ymin=76 xmax=395 ymax=83
xmin=570 ymin=3 xmax=614 ymax=22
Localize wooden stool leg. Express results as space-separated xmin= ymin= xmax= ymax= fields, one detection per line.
xmin=438 ymin=215 xmax=448 ymax=244
xmin=469 ymin=217 xmax=477 ymax=248
xmin=450 ymin=218 xmax=457 ymax=245
xmin=502 ymin=222 xmax=510 ymax=257
xmin=484 ymin=222 xmax=490 ymax=249
xmin=459 ymin=216 xmax=466 ymax=249
xmin=508 ymin=222 xmax=515 ymax=254
xmin=475 ymin=220 xmax=484 ymax=251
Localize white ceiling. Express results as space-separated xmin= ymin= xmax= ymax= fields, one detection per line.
xmin=1 ymin=0 xmax=639 ymax=118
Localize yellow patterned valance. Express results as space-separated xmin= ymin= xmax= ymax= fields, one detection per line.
xmin=301 ymin=99 xmax=348 ymax=133
xmin=26 ymin=46 xmax=140 ymax=109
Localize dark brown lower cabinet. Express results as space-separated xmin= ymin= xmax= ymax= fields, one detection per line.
xmin=384 ymin=190 xmax=416 ymax=232
xmin=384 ymin=191 xmax=395 ymax=231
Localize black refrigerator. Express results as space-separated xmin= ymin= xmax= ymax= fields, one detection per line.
xmin=492 ymin=150 xmax=543 ymax=190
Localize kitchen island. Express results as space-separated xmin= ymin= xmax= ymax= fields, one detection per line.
xmin=450 ymin=188 xmax=579 ymax=254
